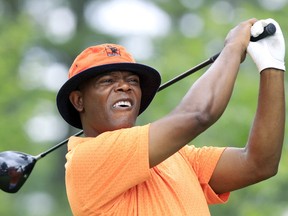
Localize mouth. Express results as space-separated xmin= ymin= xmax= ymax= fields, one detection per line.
xmin=112 ymin=100 xmax=133 ymax=109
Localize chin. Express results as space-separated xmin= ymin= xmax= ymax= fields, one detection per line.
xmin=103 ymin=110 xmax=138 ymax=131
xmin=115 ymin=121 xmax=135 ymax=130
xmin=112 ymin=118 xmax=136 ymax=130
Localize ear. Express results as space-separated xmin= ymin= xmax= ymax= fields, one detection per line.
xmin=69 ymin=91 xmax=84 ymax=112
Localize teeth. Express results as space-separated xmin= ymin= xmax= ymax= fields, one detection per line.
xmin=113 ymin=101 xmax=132 ymax=108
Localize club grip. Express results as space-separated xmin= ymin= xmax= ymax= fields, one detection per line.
xmin=250 ymin=23 xmax=276 ymax=42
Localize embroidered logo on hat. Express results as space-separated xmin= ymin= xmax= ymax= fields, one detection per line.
xmin=106 ymin=45 xmax=121 ymax=57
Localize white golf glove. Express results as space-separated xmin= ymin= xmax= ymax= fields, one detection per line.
xmin=247 ymin=18 xmax=285 ymax=73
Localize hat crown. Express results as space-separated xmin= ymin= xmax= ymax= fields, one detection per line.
xmin=69 ymin=44 xmax=136 ymax=78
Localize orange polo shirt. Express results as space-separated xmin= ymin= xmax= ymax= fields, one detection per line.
xmin=65 ymin=124 xmax=229 ymax=216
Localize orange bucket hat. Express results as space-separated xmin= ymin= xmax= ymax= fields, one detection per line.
xmin=56 ymin=43 xmax=161 ymax=129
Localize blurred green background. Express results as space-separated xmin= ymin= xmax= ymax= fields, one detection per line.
xmin=0 ymin=0 xmax=287 ymax=215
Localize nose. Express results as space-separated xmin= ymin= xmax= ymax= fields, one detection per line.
xmin=114 ymin=80 xmax=131 ymax=92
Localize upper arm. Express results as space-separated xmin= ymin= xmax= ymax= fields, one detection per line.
xmin=148 ymin=112 xmax=209 ymax=168
xmin=208 ymin=147 xmax=265 ymax=194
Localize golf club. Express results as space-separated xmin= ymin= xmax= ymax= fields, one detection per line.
xmin=0 ymin=23 xmax=276 ymax=193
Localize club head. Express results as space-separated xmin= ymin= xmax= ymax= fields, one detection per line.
xmin=0 ymin=151 xmax=37 ymax=193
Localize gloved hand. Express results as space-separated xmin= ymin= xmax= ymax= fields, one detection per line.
xmin=247 ymin=18 xmax=285 ymax=72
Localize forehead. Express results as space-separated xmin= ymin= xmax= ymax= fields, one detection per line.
xmin=78 ymin=71 xmax=141 ymax=89
xmin=79 ymin=71 xmax=140 ymax=88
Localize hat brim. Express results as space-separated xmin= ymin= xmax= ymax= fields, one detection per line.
xmin=56 ymin=63 xmax=161 ymax=129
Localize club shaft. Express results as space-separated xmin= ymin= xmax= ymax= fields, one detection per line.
xmin=34 ymin=130 xmax=84 ymax=160
xmin=158 ymin=53 xmax=219 ymax=91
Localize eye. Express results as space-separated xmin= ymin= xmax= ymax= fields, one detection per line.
xmin=127 ymin=76 xmax=140 ymax=85
xmin=103 ymin=79 xmax=113 ymax=83
xmin=97 ymin=76 xmax=115 ymax=85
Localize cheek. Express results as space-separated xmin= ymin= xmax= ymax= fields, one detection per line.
xmin=88 ymin=96 xmax=106 ymax=113
xmin=82 ymin=90 xmax=105 ymax=113
xmin=136 ymin=89 xmax=142 ymax=109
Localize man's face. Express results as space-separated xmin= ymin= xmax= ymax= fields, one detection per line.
xmin=73 ymin=71 xmax=142 ymax=135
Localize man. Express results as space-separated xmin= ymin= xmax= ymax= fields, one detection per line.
xmin=56 ymin=18 xmax=285 ymax=215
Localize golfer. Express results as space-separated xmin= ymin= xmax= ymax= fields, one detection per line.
xmin=56 ymin=18 xmax=285 ymax=215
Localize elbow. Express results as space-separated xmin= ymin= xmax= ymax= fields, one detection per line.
xmin=253 ymin=161 xmax=280 ymax=182
xmin=260 ymin=167 xmax=278 ymax=180
xmin=193 ymin=100 xmax=225 ymax=128
xmin=194 ymin=110 xmax=217 ymax=129
xmin=245 ymin=142 xmax=283 ymax=182
xmin=263 ymin=163 xmax=279 ymax=179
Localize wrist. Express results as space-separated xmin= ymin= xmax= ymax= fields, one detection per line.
xmin=223 ymin=43 xmax=246 ymax=62
xmin=260 ymin=67 xmax=285 ymax=73
xmin=257 ymin=57 xmax=285 ymax=73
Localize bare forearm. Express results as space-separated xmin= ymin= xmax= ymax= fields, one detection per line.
xmin=173 ymin=44 xmax=242 ymax=125
xmin=246 ymin=69 xmax=285 ymax=176
xmin=149 ymin=46 xmax=243 ymax=167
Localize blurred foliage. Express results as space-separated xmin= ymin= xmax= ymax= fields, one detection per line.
xmin=0 ymin=0 xmax=287 ymax=215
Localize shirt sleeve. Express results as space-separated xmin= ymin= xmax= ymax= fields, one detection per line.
xmin=180 ymin=145 xmax=230 ymax=204
xmin=65 ymin=125 xmax=151 ymax=212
